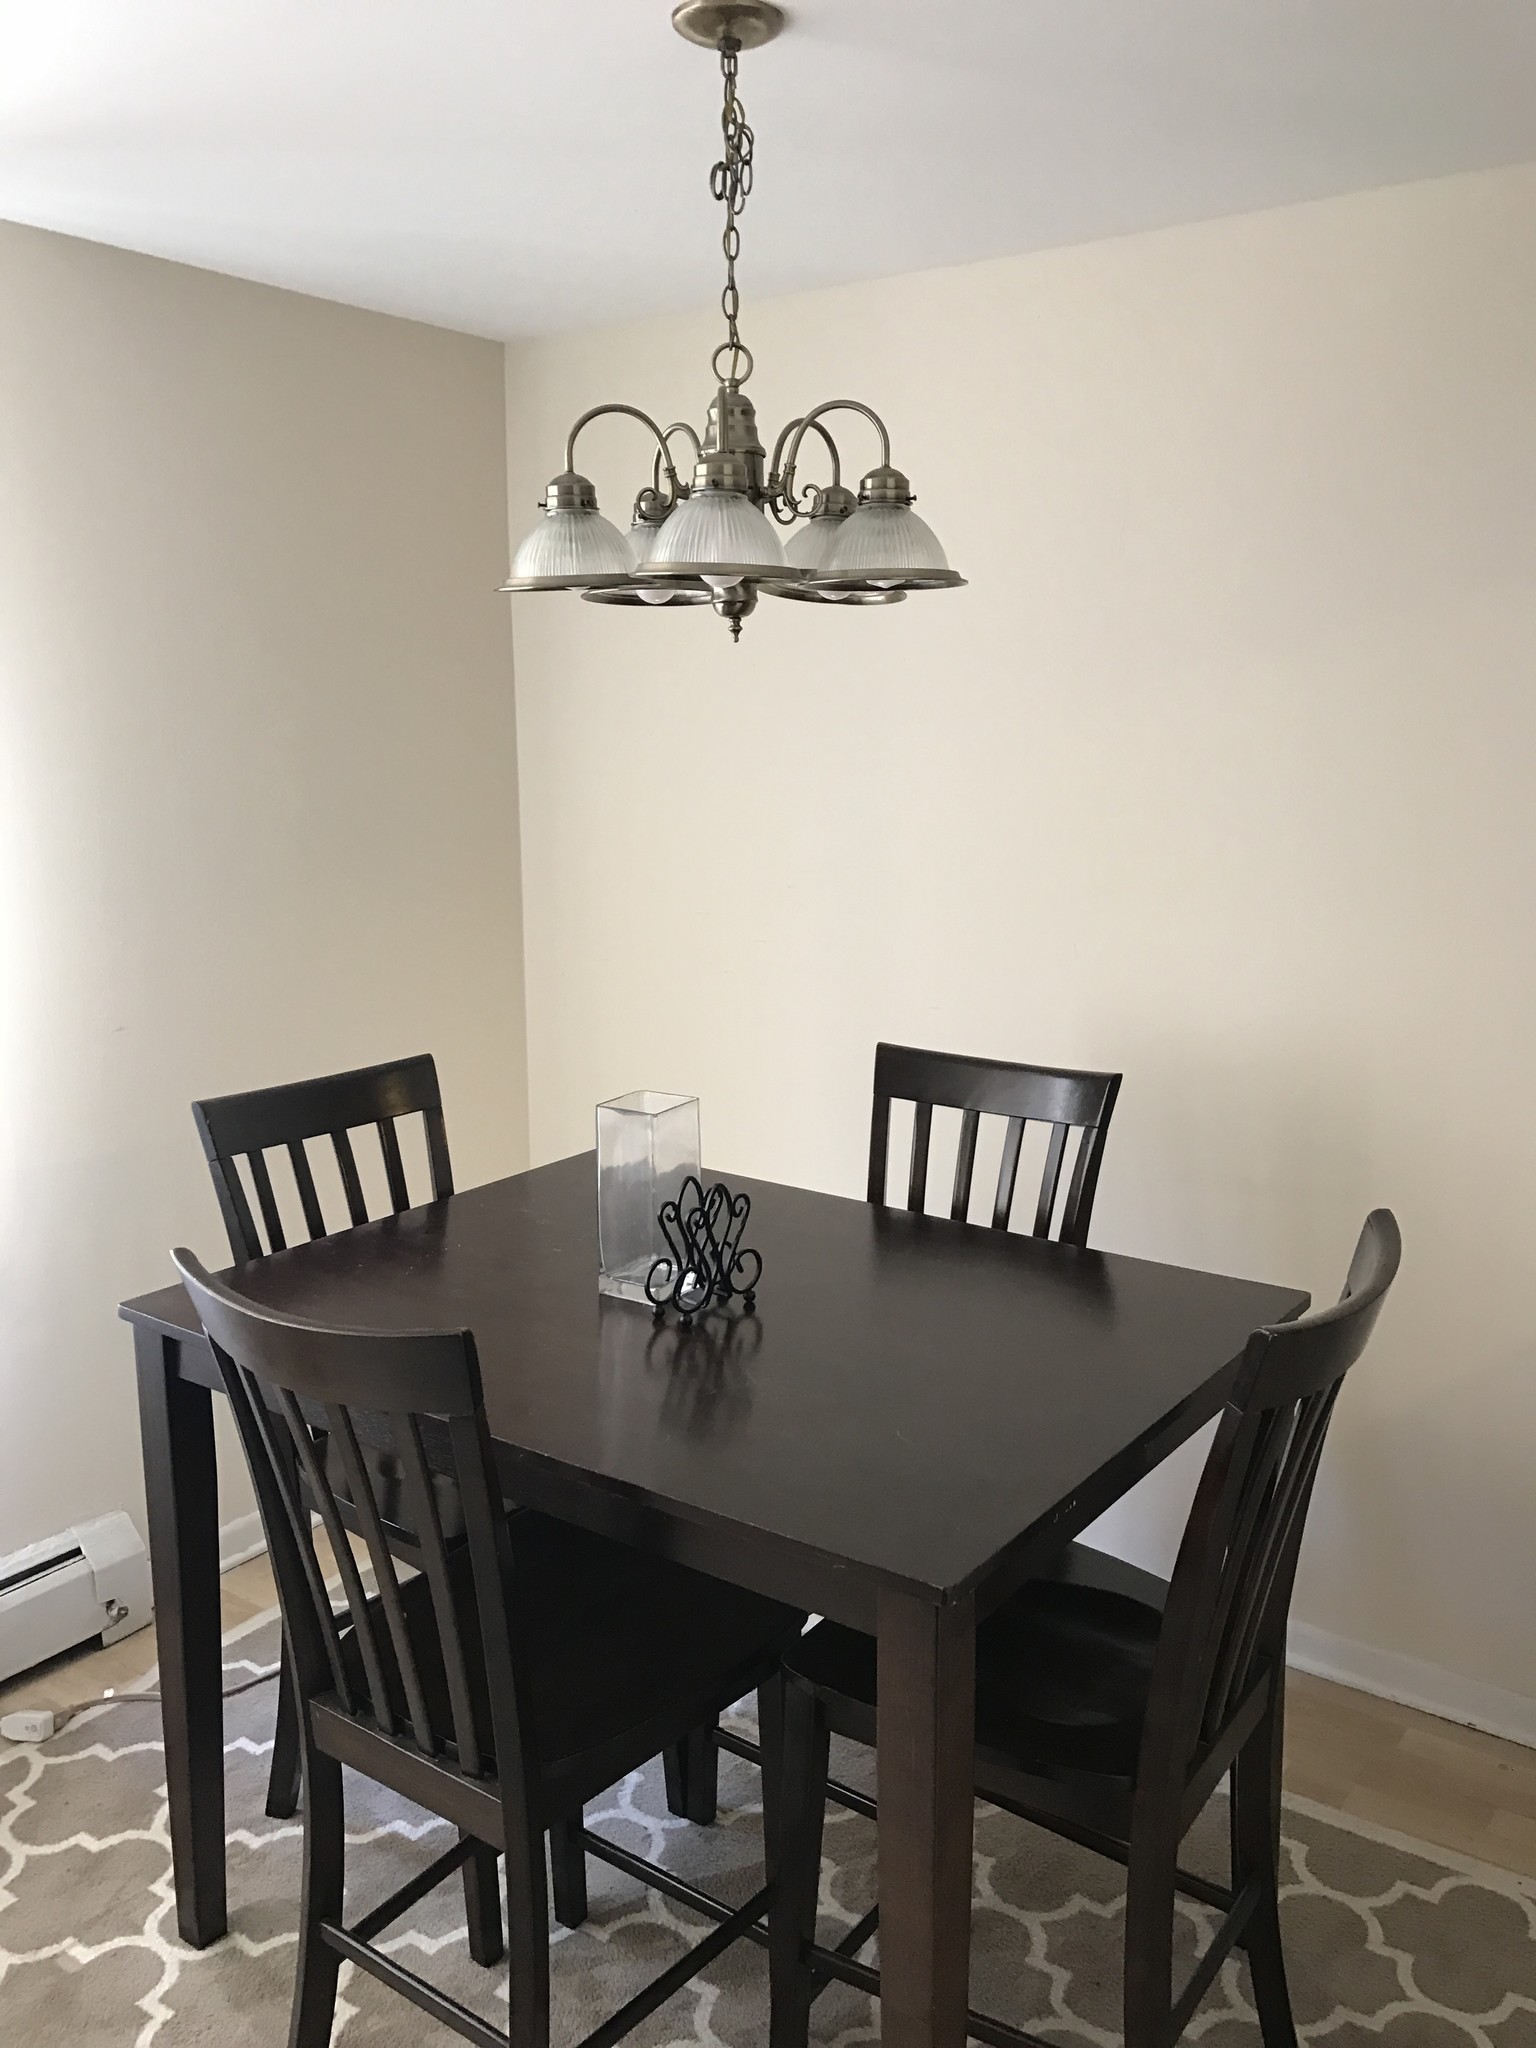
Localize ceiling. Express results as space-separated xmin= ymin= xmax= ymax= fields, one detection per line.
xmin=2 ymin=0 xmax=1535 ymax=340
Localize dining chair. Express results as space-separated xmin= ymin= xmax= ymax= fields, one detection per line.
xmin=173 ymin=1248 xmax=803 ymax=2048
xmin=191 ymin=1055 xmax=699 ymax=1903
xmin=868 ymin=1041 xmax=1123 ymax=1245
xmin=192 ymin=1054 xmax=459 ymax=1824
xmin=768 ymin=1208 xmax=1401 ymax=2048
xmin=685 ymin=1040 xmax=1128 ymax=1831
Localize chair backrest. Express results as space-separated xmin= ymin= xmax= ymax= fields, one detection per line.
xmin=867 ymin=1042 xmax=1122 ymax=1248
xmin=172 ymin=1249 xmax=531 ymax=1808
xmin=193 ymin=1054 xmax=453 ymax=1261
xmin=1146 ymin=1209 xmax=1401 ymax=1788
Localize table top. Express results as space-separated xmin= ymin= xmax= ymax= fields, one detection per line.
xmin=123 ymin=1152 xmax=1308 ymax=1608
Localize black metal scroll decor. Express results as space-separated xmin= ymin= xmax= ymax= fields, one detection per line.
xmin=645 ymin=1176 xmax=763 ymax=1322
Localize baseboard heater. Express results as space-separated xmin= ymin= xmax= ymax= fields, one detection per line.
xmin=0 ymin=1513 xmax=152 ymax=1685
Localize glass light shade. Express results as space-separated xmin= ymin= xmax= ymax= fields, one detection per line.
xmin=824 ymin=502 xmax=950 ymax=581
xmin=596 ymin=1090 xmax=701 ymax=1302
xmin=785 ymin=515 xmax=849 ymax=573
xmin=643 ymin=490 xmax=789 ymax=577
xmin=585 ymin=518 xmax=712 ymax=607
xmin=504 ymin=506 xmax=634 ymax=588
xmin=628 ymin=515 xmax=669 ymax=566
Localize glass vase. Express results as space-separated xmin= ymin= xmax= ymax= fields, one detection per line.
xmin=596 ymin=1091 xmax=701 ymax=1302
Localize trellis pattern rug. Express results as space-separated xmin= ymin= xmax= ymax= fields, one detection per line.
xmin=2 ymin=1605 xmax=1534 ymax=2047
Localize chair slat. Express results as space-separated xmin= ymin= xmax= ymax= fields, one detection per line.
xmin=211 ymin=1157 xmax=263 ymax=1263
xmin=242 ymin=1380 xmax=353 ymax=1708
xmin=287 ymin=1141 xmax=327 ymax=1241
xmin=1058 ymin=1123 xmax=1110 ymax=1249
xmin=378 ymin=1119 xmax=410 ymax=1214
xmin=1033 ymin=1123 xmax=1069 ymax=1237
xmin=332 ymin=1129 xmax=369 ymax=1227
xmin=277 ymin=1392 xmax=396 ymax=1735
xmin=423 ymin=1105 xmax=454 ymax=1200
xmin=991 ymin=1117 xmax=1025 ymax=1230
xmin=325 ymin=1405 xmax=439 ymax=1754
xmin=246 ymin=1150 xmax=288 ymax=1254
xmin=950 ymin=1110 xmax=980 ymax=1223
xmin=866 ymin=1096 xmax=892 ymax=1206
xmin=397 ymin=1415 xmax=484 ymax=1776
xmin=907 ymin=1102 xmax=932 ymax=1212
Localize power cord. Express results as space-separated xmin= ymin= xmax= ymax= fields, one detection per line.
xmin=1 ymin=1663 xmax=279 ymax=1745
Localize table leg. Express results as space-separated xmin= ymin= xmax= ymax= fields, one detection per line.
xmin=134 ymin=1325 xmax=227 ymax=1947
xmin=875 ymin=1588 xmax=975 ymax=2048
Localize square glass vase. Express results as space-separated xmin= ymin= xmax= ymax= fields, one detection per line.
xmin=596 ymin=1091 xmax=702 ymax=1303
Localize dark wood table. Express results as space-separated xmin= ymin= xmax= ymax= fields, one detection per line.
xmin=121 ymin=1152 xmax=1306 ymax=2048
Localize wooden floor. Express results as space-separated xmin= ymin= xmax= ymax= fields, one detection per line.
xmin=5 ymin=1551 xmax=1536 ymax=1883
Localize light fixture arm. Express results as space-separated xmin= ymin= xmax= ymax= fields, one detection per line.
xmin=563 ymin=403 xmax=686 ymax=507
xmin=766 ymin=416 xmax=843 ymax=522
xmin=774 ymin=399 xmax=893 ymax=511
xmin=663 ymin=420 xmax=704 ymax=464
xmin=635 ymin=422 xmax=705 ymax=522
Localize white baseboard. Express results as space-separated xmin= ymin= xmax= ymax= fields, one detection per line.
xmin=1288 ymin=1619 xmax=1536 ymax=1750
xmin=218 ymin=1512 xmax=267 ymax=1574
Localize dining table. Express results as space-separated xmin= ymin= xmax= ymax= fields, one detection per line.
xmin=120 ymin=1150 xmax=1307 ymax=2048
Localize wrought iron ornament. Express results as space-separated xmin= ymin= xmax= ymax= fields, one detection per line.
xmin=646 ymin=1176 xmax=763 ymax=1321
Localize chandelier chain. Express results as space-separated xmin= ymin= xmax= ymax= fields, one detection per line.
xmin=711 ymin=35 xmax=753 ymax=385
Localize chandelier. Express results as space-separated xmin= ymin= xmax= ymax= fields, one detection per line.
xmin=500 ymin=0 xmax=966 ymax=640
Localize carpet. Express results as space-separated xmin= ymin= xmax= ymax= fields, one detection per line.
xmin=2 ymin=1605 xmax=1533 ymax=2047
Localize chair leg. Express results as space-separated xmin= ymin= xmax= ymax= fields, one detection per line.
xmin=663 ymin=1740 xmax=688 ymax=1818
xmin=549 ymin=1814 xmax=589 ymax=1929
xmin=769 ymin=1680 xmax=829 ymax=2048
xmin=266 ymin=1644 xmax=303 ymax=1820
xmin=757 ymin=1673 xmax=786 ymax=1884
xmin=663 ymin=1722 xmax=720 ymax=1824
xmin=461 ymin=1837 xmax=504 ymax=1966
xmin=1233 ymin=1710 xmax=1299 ymax=2048
xmin=505 ymin=1825 xmax=552 ymax=2048
xmin=687 ymin=1721 xmax=719 ymax=1822
xmin=1121 ymin=1817 xmax=1179 ymax=2048
xmin=288 ymin=1748 xmax=345 ymax=2048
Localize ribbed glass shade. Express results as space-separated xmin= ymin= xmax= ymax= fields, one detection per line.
xmin=631 ymin=516 xmax=675 ymax=567
xmin=824 ymin=502 xmax=949 ymax=579
xmin=645 ymin=491 xmax=787 ymax=573
xmin=507 ymin=506 xmax=633 ymax=584
xmin=785 ymin=515 xmax=849 ymax=573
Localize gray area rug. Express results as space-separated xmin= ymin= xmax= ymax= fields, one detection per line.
xmin=2 ymin=1605 xmax=1534 ymax=2047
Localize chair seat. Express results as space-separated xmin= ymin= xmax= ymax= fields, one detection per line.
xmin=784 ymin=1542 xmax=1168 ymax=1780
xmin=338 ymin=1509 xmax=803 ymax=1798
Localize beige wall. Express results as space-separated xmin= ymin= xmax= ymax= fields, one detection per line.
xmin=0 ymin=221 xmax=525 ymax=1558
xmin=506 ymin=166 xmax=1536 ymax=1712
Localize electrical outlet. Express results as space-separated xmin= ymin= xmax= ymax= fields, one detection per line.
xmin=1 ymin=1708 xmax=57 ymax=1743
